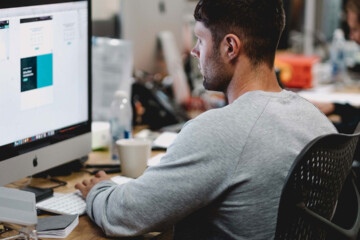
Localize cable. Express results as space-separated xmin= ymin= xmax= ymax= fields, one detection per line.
xmin=47 ymin=178 xmax=67 ymax=189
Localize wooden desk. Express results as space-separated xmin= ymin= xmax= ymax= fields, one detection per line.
xmin=2 ymin=150 xmax=172 ymax=240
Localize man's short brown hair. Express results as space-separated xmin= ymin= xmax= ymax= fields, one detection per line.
xmin=347 ymin=0 xmax=360 ymax=22
xmin=194 ymin=0 xmax=285 ymax=68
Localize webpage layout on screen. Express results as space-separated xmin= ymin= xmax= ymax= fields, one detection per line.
xmin=0 ymin=2 xmax=89 ymax=147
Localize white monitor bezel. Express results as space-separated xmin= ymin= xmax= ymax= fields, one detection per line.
xmin=0 ymin=0 xmax=92 ymax=186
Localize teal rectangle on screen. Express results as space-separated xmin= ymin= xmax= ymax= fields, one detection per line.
xmin=37 ymin=53 xmax=53 ymax=88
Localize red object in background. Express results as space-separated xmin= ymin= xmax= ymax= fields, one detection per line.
xmin=275 ymin=54 xmax=320 ymax=89
xmin=183 ymin=96 xmax=207 ymax=112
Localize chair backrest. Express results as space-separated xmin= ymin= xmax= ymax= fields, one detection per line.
xmin=275 ymin=132 xmax=360 ymax=240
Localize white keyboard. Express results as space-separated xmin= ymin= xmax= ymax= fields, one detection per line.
xmin=36 ymin=190 xmax=86 ymax=215
xmin=36 ymin=176 xmax=132 ymax=215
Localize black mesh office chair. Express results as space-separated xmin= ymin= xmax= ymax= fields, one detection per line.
xmin=274 ymin=129 xmax=360 ymax=240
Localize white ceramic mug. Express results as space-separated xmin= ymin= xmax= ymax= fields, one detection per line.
xmin=116 ymin=139 xmax=152 ymax=178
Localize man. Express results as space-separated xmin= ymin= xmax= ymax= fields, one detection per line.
xmin=76 ymin=0 xmax=336 ymax=239
xmin=347 ymin=0 xmax=360 ymax=45
xmin=313 ymin=0 xmax=360 ymax=133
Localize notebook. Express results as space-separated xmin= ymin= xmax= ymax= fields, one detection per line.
xmin=37 ymin=214 xmax=78 ymax=238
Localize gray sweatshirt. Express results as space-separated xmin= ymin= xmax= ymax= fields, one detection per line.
xmin=86 ymin=90 xmax=337 ymax=240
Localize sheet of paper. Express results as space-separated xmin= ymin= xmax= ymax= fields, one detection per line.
xmin=111 ymin=175 xmax=133 ymax=185
xmin=148 ymin=153 xmax=166 ymax=167
xmin=298 ymin=85 xmax=360 ymax=107
xmin=298 ymin=91 xmax=360 ymax=106
xmin=152 ymin=132 xmax=178 ymax=149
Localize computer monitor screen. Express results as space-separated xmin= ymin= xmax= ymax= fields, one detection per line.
xmin=120 ymin=0 xmax=185 ymax=75
xmin=0 ymin=0 xmax=92 ymax=185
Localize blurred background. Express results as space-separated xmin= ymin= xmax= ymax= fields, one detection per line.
xmin=90 ymin=0 xmax=360 ymax=131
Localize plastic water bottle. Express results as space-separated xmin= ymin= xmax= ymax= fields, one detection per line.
xmin=110 ymin=90 xmax=132 ymax=160
xmin=330 ymin=29 xmax=348 ymax=82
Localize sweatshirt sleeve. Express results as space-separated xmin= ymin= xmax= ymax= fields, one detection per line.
xmin=85 ymin=116 xmax=242 ymax=237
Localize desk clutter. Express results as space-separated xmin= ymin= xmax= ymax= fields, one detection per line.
xmin=0 ymin=187 xmax=79 ymax=239
xmin=37 ymin=215 xmax=78 ymax=239
xmin=0 ymin=187 xmax=38 ymax=239
xmin=0 ymin=176 xmax=135 ymax=239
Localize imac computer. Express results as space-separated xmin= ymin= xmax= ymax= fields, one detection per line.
xmin=119 ymin=0 xmax=191 ymax=105
xmin=0 ymin=0 xmax=92 ymax=185
xmin=119 ymin=0 xmax=186 ymax=75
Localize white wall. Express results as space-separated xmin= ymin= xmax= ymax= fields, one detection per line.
xmin=185 ymin=1 xmax=197 ymax=15
xmin=92 ymin=0 xmax=196 ymax=21
xmin=92 ymin=0 xmax=120 ymax=20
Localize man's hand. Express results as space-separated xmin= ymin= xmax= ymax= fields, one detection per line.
xmin=75 ymin=171 xmax=111 ymax=198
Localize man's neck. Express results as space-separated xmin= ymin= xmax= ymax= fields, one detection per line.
xmin=225 ymin=59 xmax=282 ymax=104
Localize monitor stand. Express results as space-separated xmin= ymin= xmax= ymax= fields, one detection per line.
xmin=33 ymin=156 xmax=88 ymax=178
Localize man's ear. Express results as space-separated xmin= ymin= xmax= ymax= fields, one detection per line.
xmin=222 ymin=34 xmax=241 ymax=61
